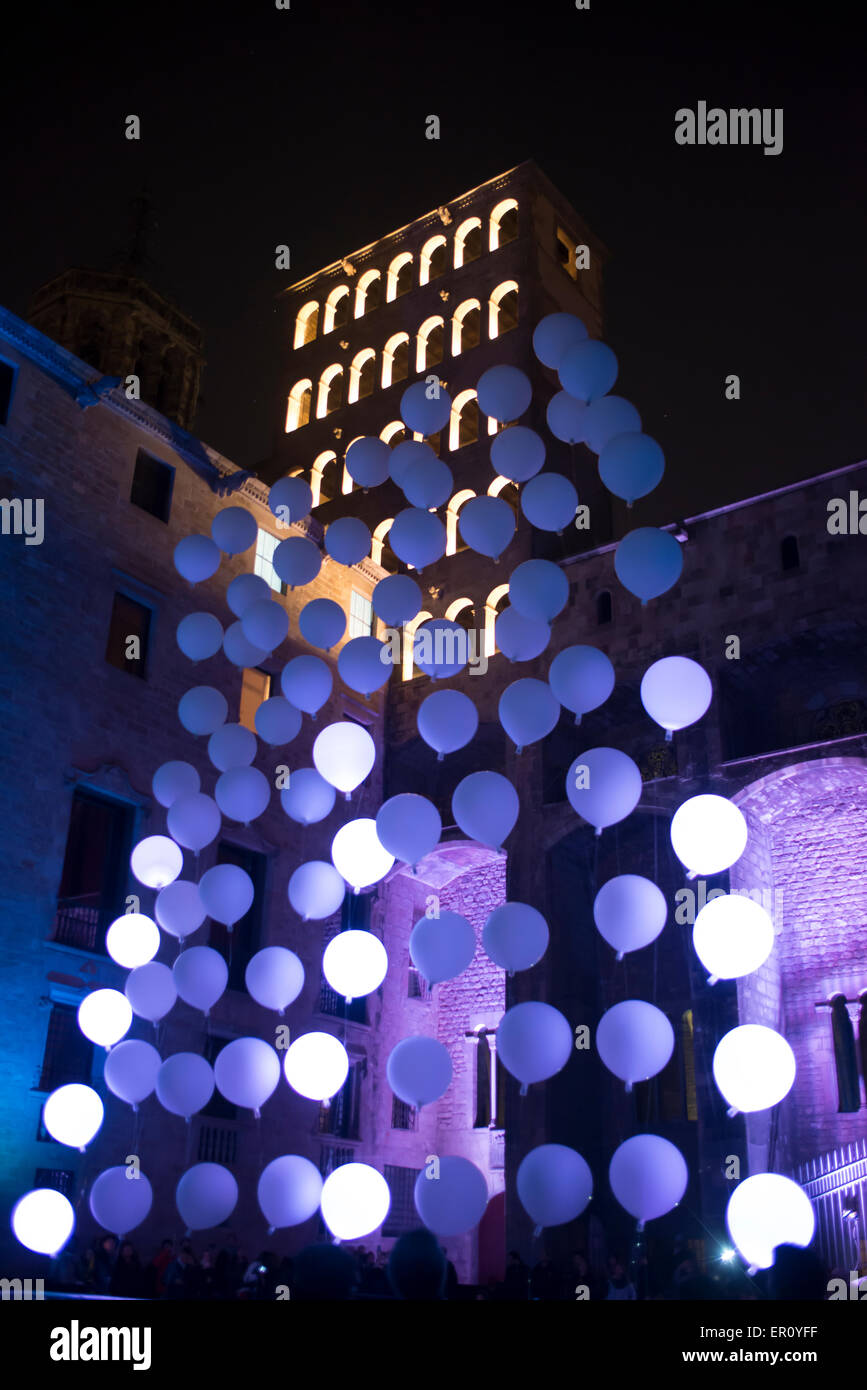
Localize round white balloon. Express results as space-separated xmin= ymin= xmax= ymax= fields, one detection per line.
xmin=670 ymin=794 xmax=748 ymax=875
xmin=596 ymin=1000 xmax=675 ymax=1089
xmin=332 ymin=818 xmax=394 ymax=891
xmin=593 ymin=874 xmax=667 ymax=959
xmin=726 ymin=1174 xmax=815 ymax=1272
xmin=713 ymin=1025 xmax=796 ymax=1113
xmin=283 ymin=1031 xmax=349 ymax=1101
xmin=323 ymin=930 xmax=388 ymax=1000
xmin=321 ymin=1164 xmax=391 ymax=1241
xmin=693 ymin=893 xmax=775 ymax=983
xmin=609 ymin=1134 xmax=688 ymax=1225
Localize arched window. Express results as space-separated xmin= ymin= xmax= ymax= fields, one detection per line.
xmin=450 ymin=389 xmax=479 ymax=450
xmin=489 ymin=198 xmax=518 ymax=250
xmin=386 ymin=252 xmax=413 ymax=302
xmin=831 ymin=995 xmax=860 ymax=1113
xmin=382 ymin=333 xmax=410 ymax=388
xmin=294 ymin=301 xmax=319 ymax=348
xmin=446 ymin=598 xmax=475 ymax=644
xmin=285 ymin=379 xmax=313 ymax=432
xmin=341 ymin=437 xmax=363 ymax=495
xmin=419 ymin=235 xmax=448 ymax=285
xmin=323 ymin=286 xmax=351 ymax=334
xmin=381 ymin=420 xmax=408 ymax=446
xmin=371 ymin=518 xmax=395 ymax=569
xmin=403 ymin=611 xmax=432 ymax=681
xmin=348 ymin=349 xmax=376 ymax=403
xmin=416 ymin=316 xmax=445 ymax=372
xmin=311 ymin=451 xmax=339 ymax=506
xmin=473 ymin=1027 xmax=506 ymax=1128
xmin=484 ymin=584 xmax=510 ymax=656
xmin=446 ymin=489 xmax=476 ymax=555
xmin=354 ymin=269 xmax=382 ymax=318
xmin=488 ymin=478 xmax=518 ymax=512
xmin=454 ymin=217 xmax=482 ymax=268
xmin=452 ymin=299 xmax=481 ymax=356
xmin=781 ymin=535 xmax=800 ymax=571
xmin=317 ymin=364 xmax=344 ymax=418
xmin=490 ymin=280 xmax=519 ymax=338
xmin=597 ymin=590 xmax=612 ymax=625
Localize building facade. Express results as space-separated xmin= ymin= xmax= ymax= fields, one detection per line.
xmin=1 ymin=160 xmax=866 ymax=1288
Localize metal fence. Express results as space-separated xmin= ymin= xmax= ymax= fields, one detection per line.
xmin=795 ymin=1139 xmax=867 ymax=1272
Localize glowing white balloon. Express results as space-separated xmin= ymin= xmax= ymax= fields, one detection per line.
xmin=152 ymin=760 xmax=200 ymax=808
xmin=245 ymin=946 xmax=305 ymax=1014
xmin=726 ymin=1174 xmax=815 ymax=1273
xmin=713 ymin=1025 xmax=796 ymax=1114
xmin=103 ymin=1039 xmax=162 ymax=1108
xmin=258 ymin=1155 xmax=323 ymax=1232
xmin=596 ymin=1000 xmax=674 ymax=1090
xmin=321 ymin=1164 xmax=391 ymax=1241
xmin=670 ymin=795 xmax=748 ymax=875
xmin=131 ymin=835 xmax=183 ymax=889
xmin=106 ymin=913 xmax=160 ymax=968
xmin=283 ymin=1031 xmax=349 ymax=1101
xmin=152 ymin=889 xmax=209 ymax=957
xmin=313 ymin=721 xmax=376 ymax=797
xmin=12 ymin=1189 xmax=75 ymax=1255
xmin=640 ymin=656 xmax=712 ymax=739
xmin=125 ymin=962 xmax=177 ymax=1022
xmin=332 ymin=819 xmax=394 ymax=892
xmin=288 ymin=861 xmax=345 ymax=920
xmin=43 ymin=1084 xmax=104 ymax=1149
xmin=593 ymin=874 xmax=667 ymax=959
xmin=323 ymin=930 xmax=388 ymax=1001
xmin=693 ymin=894 xmax=775 ymax=983
xmin=78 ymin=989 xmax=133 ymax=1048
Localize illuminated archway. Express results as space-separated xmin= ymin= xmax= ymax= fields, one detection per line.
xmin=382 ymin=332 xmax=410 ymax=388
xmin=450 ymin=388 xmax=480 ymax=450
xmin=419 ymin=235 xmax=448 ymax=285
xmin=489 ymin=199 xmax=518 ymax=250
xmin=446 ymin=488 xmax=476 ymax=554
xmin=416 ymin=316 xmax=445 ymax=372
xmin=452 ymin=299 xmax=481 ymax=356
xmin=293 ymin=302 xmax=319 ymax=348
xmin=454 ymin=217 xmax=482 ymax=268
xmin=311 ymin=451 xmax=338 ymax=506
xmin=381 ymin=420 xmax=408 ymax=446
xmin=402 ymin=610 xmax=433 ymax=681
xmin=489 ymin=280 xmax=519 ymax=339
xmin=348 ymin=348 xmax=376 ymax=403
xmin=317 ymin=364 xmax=344 ymax=418
xmin=386 ymin=252 xmax=413 ymax=302
xmin=323 ymin=285 xmax=351 ymax=333
xmin=285 ymin=379 xmax=312 ymax=432
xmin=484 ymin=583 xmax=510 ymax=656
xmin=354 ymin=269 xmax=382 ymax=318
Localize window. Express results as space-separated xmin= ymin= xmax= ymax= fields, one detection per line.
xmin=781 ymin=535 xmax=800 ymax=571
xmin=831 ymin=995 xmax=860 ymax=1112
xmin=355 ymin=270 xmax=382 ymax=318
xmin=0 ymin=358 xmax=16 ymax=425
xmin=202 ymin=1036 xmax=238 ymax=1120
xmin=408 ymin=964 xmax=430 ymax=999
xmin=420 ymin=236 xmax=447 ymax=285
xmin=597 ymin=591 xmax=612 ymax=625
xmin=38 ymin=1004 xmax=94 ymax=1091
xmin=382 ymin=1165 xmax=420 ymax=1237
xmin=106 ymin=592 xmax=151 ymax=677
xmin=294 ymin=302 xmax=319 ymax=348
xmin=239 ymin=667 xmax=271 ymax=732
xmin=454 ymin=218 xmax=482 ymax=267
xmin=450 ymin=390 xmax=479 ymax=450
xmin=349 ymin=590 xmax=373 ymax=639
xmin=348 ymin=349 xmax=376 ymax=403
xmin=490 ymin=199 xmax=518 ymax=249
xmin=446 ymin=490 xmax=475 ymax=555
xmin=473 ymin=1031 xmax=505 ymax=1127
xmin=317 ymin=365 xmax=344 ymax=418
xmin=253 ymin=528 xmax=286 ymax=595
xmin=53 ymin=788 xmax=135 ymax=951
xmin=417 ymin=317 xmax=444 ymax=372
xmin=319 ymin=1059 xmax=363 ymax=1139
xmin=130 ymin=450 xmax=175 ymax=522
xmin=209 ymin=843 xmax=266 ymax=991
xmin=682 ymin=1010 xmax=698 ymax=1121
xmin=387 ymin=253 xmax=413 ymax=301
xmin=380 ymin=422 xmax=407 ymax=446
xmin=392 ymin=1096 xmax=417 ymax=1130
xmin=286 ymin=380 xmax=312 ymax=432
xmin=556 ymin=226 xmax=579 ymax=281
xmin=452 ymin=300 xmax=481 ymax=355
xmin=383 ymin=334 xmax=410 ymax=388
xmin=319 ymin=1145 xmax=354 ymax=1180
xmin=34 ymin=1168 xmax=75 ymax=1197
xmin=323 ymin=287 xmax=351 ymax=333
xmin=489 ymin=281 xmax=519 ymax=338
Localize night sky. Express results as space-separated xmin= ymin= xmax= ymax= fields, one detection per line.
xmin=3 ymin=0 xmax=863 ymax=516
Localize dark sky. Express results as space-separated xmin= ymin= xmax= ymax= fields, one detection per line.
xmin=3 ymin=0 xmax=863 ymax=515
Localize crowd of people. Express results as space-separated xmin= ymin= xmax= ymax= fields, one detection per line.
xmin=51 ymin=1230 xmax=835 ymax=1301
